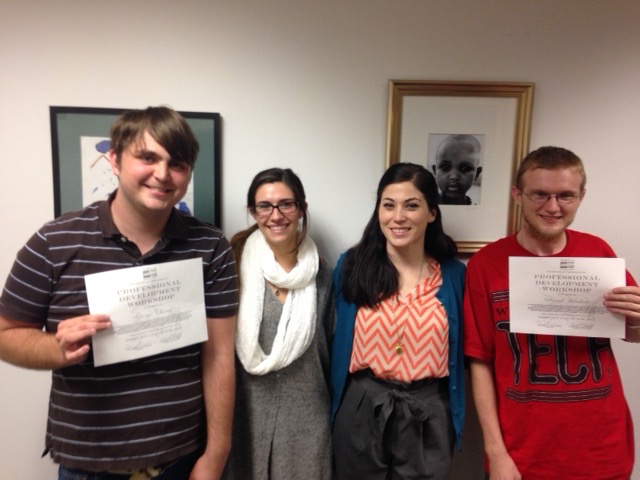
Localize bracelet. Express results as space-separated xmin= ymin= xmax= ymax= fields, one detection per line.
xmin=627 ymin=323 xmax=640 ymax=329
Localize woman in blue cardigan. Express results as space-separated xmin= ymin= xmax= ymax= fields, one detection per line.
xmin=331 ymin=162 xmax=465 ymax=479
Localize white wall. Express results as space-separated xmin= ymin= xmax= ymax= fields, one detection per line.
xmin=1 ymin=1 xmax=638 ymax=478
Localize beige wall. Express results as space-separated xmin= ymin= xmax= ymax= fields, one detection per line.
xmin=1 ymin=1 xmax=638 ymax=478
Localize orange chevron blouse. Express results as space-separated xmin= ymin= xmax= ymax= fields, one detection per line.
xmin=349 ymin=261 xmax=449 ymax=383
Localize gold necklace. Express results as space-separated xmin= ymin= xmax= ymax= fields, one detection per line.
xmin=268 ymin=281 xmax=288 ymax=298
xmin=395 ymin=257 xmax=425 ymax=355
xmin=268 ymin=281 xmax=282 ymax=296
xmin=395 ymin=318 xmax=407 ymax=355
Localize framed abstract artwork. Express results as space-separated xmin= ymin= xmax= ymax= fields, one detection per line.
xmin=50 ymin=106 xmax=222 ymax=226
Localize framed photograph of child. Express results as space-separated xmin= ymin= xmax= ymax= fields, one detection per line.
xmin=385 ymin=80 xmax=534 ymax=253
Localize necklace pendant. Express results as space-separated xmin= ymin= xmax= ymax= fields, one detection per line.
xmin=395 ymin=343 xmax=404 ymax=355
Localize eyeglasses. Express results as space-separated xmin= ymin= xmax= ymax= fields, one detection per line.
xmin=521 ymin=191 xmax=581 ymax=204
xmin=254 ymin=201 xmax=299 ymax=217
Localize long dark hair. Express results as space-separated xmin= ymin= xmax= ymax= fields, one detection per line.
xmin=341 ymin=162 xmax=457 ymax=307
xmin=230 ymin=167 xmax=309 ymax=268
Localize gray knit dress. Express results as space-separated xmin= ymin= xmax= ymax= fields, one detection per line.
xmin=222 ymin=258 xmax=335 ymax=480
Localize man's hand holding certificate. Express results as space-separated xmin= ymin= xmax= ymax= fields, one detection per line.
xmin=509 ymin=257 xmax=626 ymax=338
xmin=85 ymin=257 xmax=208 ymax=366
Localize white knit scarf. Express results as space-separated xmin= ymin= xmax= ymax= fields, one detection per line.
xmin=235 ymin=229 xmax=319 ymax=375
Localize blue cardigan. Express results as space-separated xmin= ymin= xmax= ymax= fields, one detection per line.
xmin=330 ymin=252 xmax=466 ymax=449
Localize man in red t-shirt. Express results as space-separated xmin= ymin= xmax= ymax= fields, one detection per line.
xmin=464 ymin=146 xmax=640 ymax=479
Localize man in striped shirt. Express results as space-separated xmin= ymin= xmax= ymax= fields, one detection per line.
xmin=0 ymin=107 xmax=238 ymax=479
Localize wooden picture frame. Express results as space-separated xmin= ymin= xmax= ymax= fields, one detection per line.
xmin=386 ymin=80 xmax=534 ymax=253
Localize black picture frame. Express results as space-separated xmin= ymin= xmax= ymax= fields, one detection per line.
xmin=50 ymin=106 xmax=222 ymax=227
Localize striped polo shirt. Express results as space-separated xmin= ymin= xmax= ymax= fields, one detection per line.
xmin=0 ymin=197 xmax=238 ymax=471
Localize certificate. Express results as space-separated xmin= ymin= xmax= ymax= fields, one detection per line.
xmin=85 ymin=257 xmax=208 ymax=366
xmin=509 ymin=257 xmax=626 ymax=338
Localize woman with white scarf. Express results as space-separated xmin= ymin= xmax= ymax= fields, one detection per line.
xmin=222 ymin=168 xmax=334 ymax=480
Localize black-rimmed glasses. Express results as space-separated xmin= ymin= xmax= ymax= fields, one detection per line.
xmin=521 ymin=191 xmax=581 ymax=204
xmin=254 ymin=201 xmax=299 ymax=217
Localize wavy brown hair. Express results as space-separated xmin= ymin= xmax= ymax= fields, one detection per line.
xmin=230 ymin=168 xmax=309 ymax=269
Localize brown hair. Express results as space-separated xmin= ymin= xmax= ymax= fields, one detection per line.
xmin=230 ymin=168 xmax=309 ymax=268
xmin=110 ymin=106 xmax=199 ymax=168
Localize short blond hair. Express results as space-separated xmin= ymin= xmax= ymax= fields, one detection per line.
xmin=516 ymin=146 xmax=586 ymax=190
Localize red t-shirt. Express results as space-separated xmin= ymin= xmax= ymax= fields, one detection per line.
xmin=464 ymin=230 xmax=635 ymax=479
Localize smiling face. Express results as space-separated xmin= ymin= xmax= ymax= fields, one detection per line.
xmin=513 ymin=167 xmax=585 ymax=245
xmin=109 ymin=130 xmax=191 ymax=219
xmin=378 ymin=181 xmax=436 ymax=255
xmin=251 ymin=181 xmax=303 ymax=251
